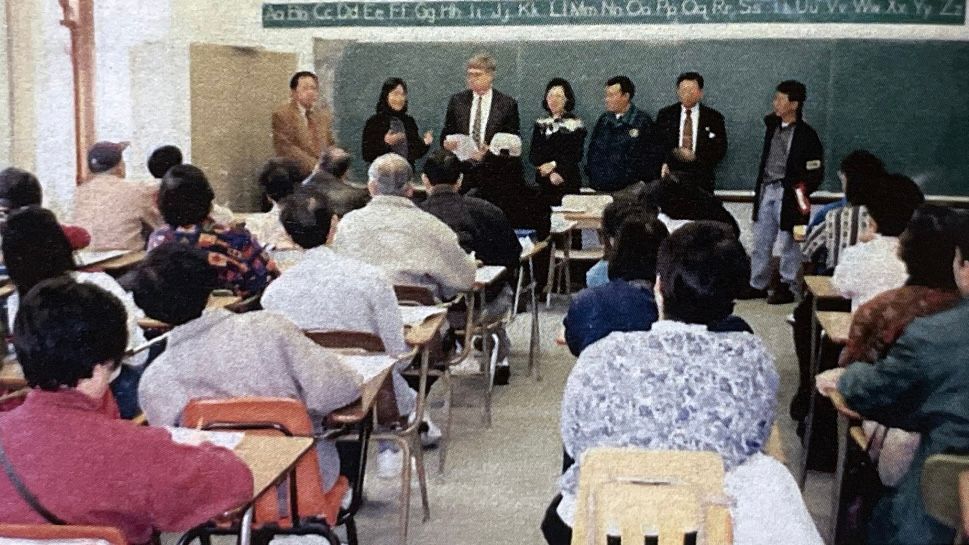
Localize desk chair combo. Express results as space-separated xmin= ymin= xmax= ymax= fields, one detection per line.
xmin=0 ymin=524 xmax=127 ymax=545
xmin=547 ymin=194 xmax=613 ymax=305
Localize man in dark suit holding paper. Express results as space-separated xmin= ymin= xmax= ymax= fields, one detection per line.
xmin=655 ymin=72 xmax=728 ymax=193
xmin=441 ymin=53 xmax=520 ymax=192
xmin=742 ymin=79 xmax=823 ymax=304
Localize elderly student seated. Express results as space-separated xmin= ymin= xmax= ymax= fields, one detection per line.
xmin=302 ymin=147 xmax=370 ymax=218
xmin=418 ymin=149 xmax=522 ymax=383
xmin=135 ymin=243 xmax=362 ymax=496
xmin=542 ymin=221 xmax=822 ymax=545
xmin=332 ymin=153 xmax=475 ymax=301
xmin=817 ymin=210 xmax=969 ymax=545
xmin=261 ymin=188 xmax=439 ymax=475
xmin=0 ymin=278 xmax=252 ymax=543
xmin=147 ymin=164 xmax=279 ymax=298
xmin=74 ymin=140 xmax=164 ymax=251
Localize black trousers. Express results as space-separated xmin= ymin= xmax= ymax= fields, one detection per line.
xmin=540 ymin=495 xmax=572 ymax=545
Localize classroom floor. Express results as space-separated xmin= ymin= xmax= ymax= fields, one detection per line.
xmin=165 ymin=294 xmax=834 ymax=545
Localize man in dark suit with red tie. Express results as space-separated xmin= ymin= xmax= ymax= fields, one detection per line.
xmin=655 ymin=72 xmax=728 ymax=194
xmin=441 ymin=53 xmax=520 ymax=192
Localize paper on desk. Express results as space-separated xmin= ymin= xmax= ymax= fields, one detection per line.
xmin=551 ymin=206 xmax=586 ymax=214
xmin=74 ymin=250 xmax=127 ymax=267
xmin=398 ymin=305 xmax=446 ymax=327
xmin=337 ymin=353 xmax=397 ymax=411
xmin=475 ymin=265 xmax=506 ymax=285
xmin=444 ymin=134 xmax=480 ymax=161
xmin=165 ymin=426 xmax=245 ymax=450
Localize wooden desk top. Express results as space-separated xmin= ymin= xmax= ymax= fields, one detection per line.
xmin=83 ymin=250 xmax=146 ymax=273
xmin=520 ymin=239 xmax=549 ymax=261
xmin=550 ymin=218 xmax=578 ymax=235
xmin=232 ymin=435 xmax=314 ymax=500
xmin=804 ymin=275 xmax=844 ymax=300
xmin=817 ymin=311 xmax=852 ymax=344
xmin=404 ymin=311 xmax=447 ymax=347
xmin=474 ymin=265 xmax=507 ymax=289
xmin=0 ymin=359 xmax=25 ymax=389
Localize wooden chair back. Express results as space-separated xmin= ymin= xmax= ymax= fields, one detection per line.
xmin=922 ymin=453 xmax=969 ymax=535
xmin=304 ymin=330 xmax=385 ymax=353
xmin=0 ymin=524 xmax=126 ymax=545
xmin=572 ymin=448 xmax=733 ymax=545
xmin=180 ymin=397 xmax=346 ymax=527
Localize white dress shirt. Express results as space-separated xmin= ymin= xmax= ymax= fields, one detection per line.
xmin=832 ymin=234 xmax=908 ymax=311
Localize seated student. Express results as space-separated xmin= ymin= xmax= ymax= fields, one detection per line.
xmin=584 ymin=197 xmax=650 ymax=289
xmin=418 ymin=149 xmax=522 ymax=383
xmin=816 ymin=211 xmax=969 ymax=545
xmin=469 ymin=133 xmax=551 ymax=241
xmin=801 ymin=150 xmax=884 ymax=274
xmin=638 ymin=172 xmax=741 ymax=237
xmin=333 ymin=153 xmax=476 ymax=301
xmin=0 ymin=278 xmax=252 ymax=543
xmin=135 ymin=243 xmax=362 ymax=496
xmin=832 ymin=173 xmax=924 ymax=311
xmin=147 ymin=164 xmax=279 ymax=298
xmin=260 ymin=187 xmax=440 ymax=475
xmin=543 ymin=221 xmax=821 ymax=545
xmin=146 ymin=145 xmax=234 ymax=225
xmin=835 ymin=204 xmax=963 ymax=487
xmin=302 ymin=147 xmax=370 ymax=218
xmin=563 ymin=211 xmax=667 ymax=356
xmin=0 ymin=166 xmax=89 ymax=249
xmin=2 ymin=206 xmax=148 ymax=417
xmin=246 ymin=158 xmax=303 ymax=252
xmin=74 ymin=141 xmax=164 ymax=251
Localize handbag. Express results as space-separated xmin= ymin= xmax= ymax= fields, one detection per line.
xmin=0 ymin=432 xmax=67 ymax=524
xmin=835 ymin=423 xmax=890 ymax=545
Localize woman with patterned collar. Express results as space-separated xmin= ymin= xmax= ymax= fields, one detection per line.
xmin=528 ymin=78 xmax=587 ymax=206
xmin=541 ymin=221 xmax=822 ymax=545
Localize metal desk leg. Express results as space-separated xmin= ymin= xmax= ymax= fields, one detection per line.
xmin=829 ymin=413 xmax=849 ymax=544
xmin=528 ymin=256 xmax=541 ymax=382
xmin=545 ymin=236 xmax=557 ymax=308
xmin=799 ymin=297 xmax=822 ymax=489
xmin=237 ymin=506 xmax=254 ymax=545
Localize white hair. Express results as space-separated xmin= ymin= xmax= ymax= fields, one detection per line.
xmin=367 ymin=153 xmax=413 ymax=196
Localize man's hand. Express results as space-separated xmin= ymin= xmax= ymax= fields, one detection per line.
xmin=549 ymin=172 xmax=565 ymax=186
xmin=538 ymin=161 xmax=556 ymax=177
xmin=443 ymin=139 xmax=459 ymax=152
xmin=660 ymin=163 xmax=670 ymax=178
xmin=675 ymin=146 xmax=696 ymax=162
xmin=384 ymin=131 xmax=405 ymax=146
xmin=423 ymin=131 xmax=434 ymax=146
xmin=470 ymin=146 xmax=487 ymax=162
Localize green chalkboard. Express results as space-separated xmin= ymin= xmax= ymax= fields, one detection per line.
xmin=330 ymin=39 xmax=969 ymax=196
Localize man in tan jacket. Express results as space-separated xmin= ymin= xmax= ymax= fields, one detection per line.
xmin=272 ymin=71 xmax=335 ymax=177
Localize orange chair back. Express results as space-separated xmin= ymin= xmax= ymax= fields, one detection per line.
xmin=0 ymin=524 xmax=126 ymax=545
xmin=304 ymin=330 xmax=385 ymax=353
xmin=180 ymin=397 xmax=347 ymax=527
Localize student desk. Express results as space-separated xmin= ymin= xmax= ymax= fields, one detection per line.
xmin=137 ymin=295 xmax=243 ymax=331
xmin=78 ymin=250 xmax=146 ymax=276
xmin=799 ymin=307 xmax=852 ymax=490
xmin=0 ymin=358 xmax=25 ymax=390
xmin=516 ymin=241 xmax=546 ymax=381
xmin=829 ymin=385 xmax=871 ymax=545
xmin=545 ymin=217 xmax=579 ymax=306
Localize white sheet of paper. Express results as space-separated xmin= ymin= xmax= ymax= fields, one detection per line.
xmin=398 ymin=305 xmax=446 ymax=327
xmin=444 ymin=134 xmax=480 ymax=161
xmin=165 ymin=426 xmax=245 ymax=450
xmin=74 ymin=250 xmax=128 ymax=267
xmin=338 ymin=353 xmax=398 ymax=383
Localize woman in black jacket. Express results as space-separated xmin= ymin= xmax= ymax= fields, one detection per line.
xmin=528 ymin=78 xmax=587 ymax=206
xmin=361 ymin=77 xmax=433 ymax=164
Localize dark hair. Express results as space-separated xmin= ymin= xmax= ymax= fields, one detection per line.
xmin=1 ymin=206 xmax=75 ymax=296
xmin=865 ymin=173 xmax=924 ymax=237
xmin=542 ymin=77 xmax=576 ymax=113
xmin=158 ymin=164 xmax=215 ymax=226
xmin=258 ymin=158 xmax=303 ymax=203
xmin=376 ymin=77 xmax=408 ymax=114
xmin=776 ymin=80 xmax=807 ymax=116
xmin=840 ymin=150 xmax=885 ymax=206
xmin=147 ymin=145 xmax=183 ymax=179
xmin=676 ymin=72 xmax=704 ymax=89
xmin=954 ymin=210 xmax=969 ymax=264
xmin=603 ymin=197 xmax=654 ymax=239
xmin=0 ymin=167 xmax=42 ymax=209
xmin=640 ymin=175 xmax=741 ymax=237
xmin=898 ymin=204 xmax=959 ymax=290
xmin=423 ymin=149 xmax=462 ymax=185
xmin=608 ymin=212 xmax=669 ymax=282
xmin=132 ymin=242 xmax=218 ymax=326
xmin=14 ymin=277 xmax=127 ymax=391
xmin=279 ymin=187 xmax=334 ymax=249
xmin=318 ymin=148 xmax=351 ymax=178
xmin=606 ymin=75 xmax=635 ymax=99
xmin=657 ymin=221 xmax=750 ymax=325
xmin=289 ymin=71 xmax=318 ymax=90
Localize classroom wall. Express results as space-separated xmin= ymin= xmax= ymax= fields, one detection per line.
xmin=7 ymin=0 xmax=969 ymax=217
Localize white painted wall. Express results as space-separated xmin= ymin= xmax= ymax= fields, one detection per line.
xmin=13 ymin=0 xmax=969 ymax=217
